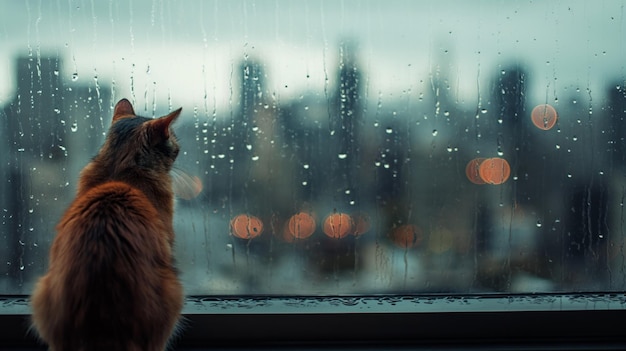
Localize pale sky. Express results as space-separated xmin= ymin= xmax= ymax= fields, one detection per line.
xmin=0 ymin=0 xmax=624 ymax=114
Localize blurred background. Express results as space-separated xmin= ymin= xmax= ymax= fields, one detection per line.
xmin=1 ymin=0 xmax=626 ymax=295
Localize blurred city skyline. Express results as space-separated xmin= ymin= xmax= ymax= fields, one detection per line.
xmin=1 ymin=0 xmax=624 ymax=111
xmin=2 ymin=0 xmax=626 ymax=295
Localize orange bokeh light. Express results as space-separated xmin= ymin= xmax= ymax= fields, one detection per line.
xmin=323 ymin=213 xmax=353 ymax=239
xmin=389 ymin=224 xmax=423 ymax=249
xmin=478 ymin=157 xmax=511 ymax=185
xmin=230 ymin=214 xmax=264 ymax=239
xmin=465 ymin=158 xmax=487 ymax=185
xmin=351 ymin=212 xmax=371 ymax=236
xmin=172 ymin=173 xmax=203 ymax=200
xmin=287 ymin=212 xmax=317 ymax=239
xmin=531 ymin=104 xmax=558 ymax=130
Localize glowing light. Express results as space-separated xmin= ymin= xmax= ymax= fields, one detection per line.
xmin=230 ymin=214 xmax=263 ymax=239
xmin=389 ymin=224 xmax=423 ymax=249
xmin=351 ymin=212 xmax=371 ymax=236
xmin=531 ymin=104 xmax=558 ymax=130
xmin=465 ymin=158 xmax=487 ymax=185
xmin=323 ymin=213 xmax=353 ymax=239
xmin=172 ymin=172 xmax=203 ymax=200
xmin=478 ymin=157 xmax=511 ymax=185
xmin=287 ymin=212 xmax=316 ymax=239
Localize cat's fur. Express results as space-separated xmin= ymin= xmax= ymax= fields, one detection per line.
xmin=31 ymin=99 xmax=184 ymax=351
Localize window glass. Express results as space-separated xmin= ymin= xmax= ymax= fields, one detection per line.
xmin=1 ymin=0 xmax=625 ymax=295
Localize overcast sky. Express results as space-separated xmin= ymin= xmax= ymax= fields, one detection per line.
xmin=0 ymin=0 xmax=624 ymax=113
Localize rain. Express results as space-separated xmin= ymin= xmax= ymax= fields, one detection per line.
xmin=0 ymin=0 xmax=625 ymax=295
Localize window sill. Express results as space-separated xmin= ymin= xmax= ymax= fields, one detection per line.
xmin=1 ymin=293 xmax=626 ymax=350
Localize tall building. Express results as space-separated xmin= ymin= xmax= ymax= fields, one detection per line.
xmin=1 ymin=55 xmax=110 ymax=291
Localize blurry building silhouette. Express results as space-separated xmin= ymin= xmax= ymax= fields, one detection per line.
xmin=0 ymin=55 xmax=110 ymax=291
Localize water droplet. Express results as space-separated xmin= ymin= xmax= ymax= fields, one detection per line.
xmin=302 ymin=181 xmax=308 ymax=186
xmin=446 ymin=146 xmax=453 ymax=152
xmin=251 ymin=155 xmax=259 ymax=161
xmin=217 ymin=154 xmax=226 ymax=159
xmin=480 ymin=108 xmax=488 ymax=114
xmin=71 ymin=72 xmax=79 ymax=81
xmin=338 ymin=153 xmax=348 ymax=159
xmin=572 ymin=136 xmax=578 ymax=141
xmin=432 ymin=129 xmax=438 ymax=136
xmin=385 ymin=127 xmax=393 ymax=134
xmin=536 ymin=220 xmax=542 ymax=228
xmin=246 ymin=144 xmax=252 ymax=150
xmin=70 ymin=123 xmax=78 ymax=132
xmin=303 ymin=164 xmax=310 ymax=169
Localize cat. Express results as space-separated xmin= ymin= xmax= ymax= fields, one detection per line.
xmin=31 ymin=98 xmax=184 ymax=351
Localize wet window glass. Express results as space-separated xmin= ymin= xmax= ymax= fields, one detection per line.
xmin=1 ymin=0 xmax=625 ymax=296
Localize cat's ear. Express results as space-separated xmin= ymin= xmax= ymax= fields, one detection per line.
xmin=148 ymin=107 xmax=182 ymax=140
xmin=112 ymin=99 xmax=136 ymax=122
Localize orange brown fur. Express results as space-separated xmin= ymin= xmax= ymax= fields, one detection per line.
xmin=31 ymin=99 xmax=184 ymax=351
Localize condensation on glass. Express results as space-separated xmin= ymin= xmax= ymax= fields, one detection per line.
xmin=1 ymin=1 xmax=625 ymax=295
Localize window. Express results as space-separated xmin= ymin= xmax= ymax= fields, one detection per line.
xmin=1 ymin=0 xmax=625 ymax=348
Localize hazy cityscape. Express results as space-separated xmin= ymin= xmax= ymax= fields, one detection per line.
xmin=1 ymin=41 xmax=626 ymax=296
xmin=1 ymin=1 xmax=626 ymax=296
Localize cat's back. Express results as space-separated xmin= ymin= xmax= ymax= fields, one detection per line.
xmin=32 ymin=181 xmax=182 ymax=350
xmin=56 ymin=179 xmax=177 ymax=305
xmin=61 ymin=180 xmax=166 ymax=250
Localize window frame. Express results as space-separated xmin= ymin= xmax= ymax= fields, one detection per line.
xmin=2 ymin=293 xmax=625 ymax=349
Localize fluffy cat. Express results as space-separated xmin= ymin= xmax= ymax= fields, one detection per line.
xmin=31 ymin=99 xmax=184 ymax=351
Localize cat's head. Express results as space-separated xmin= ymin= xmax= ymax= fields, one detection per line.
xmin=100 ymin=99 xmax=182 ymax=176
